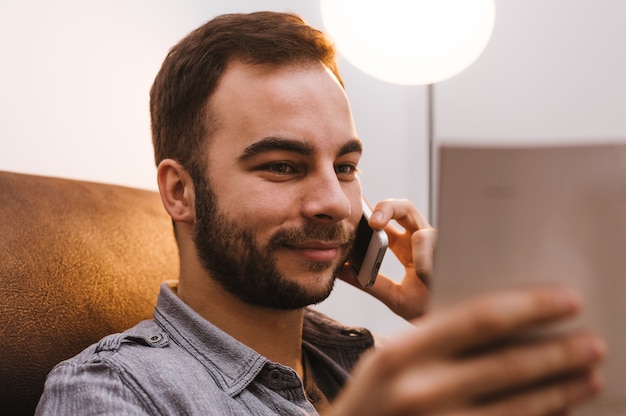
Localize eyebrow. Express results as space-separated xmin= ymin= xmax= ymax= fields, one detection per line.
xmin=238 ymin=136 xmax=362 ymax=162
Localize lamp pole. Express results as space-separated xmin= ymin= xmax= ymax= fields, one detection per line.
xmin=427 ymin=83 xmax=435 ymax=224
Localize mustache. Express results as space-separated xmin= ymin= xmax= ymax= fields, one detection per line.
xmin=269 ymin=223 xmax=354 ymax=248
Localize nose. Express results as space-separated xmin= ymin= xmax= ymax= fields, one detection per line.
xmin=300 ymin=169 xmax=352 ymax=223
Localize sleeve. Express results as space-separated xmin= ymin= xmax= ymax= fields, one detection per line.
xmin=35 ymin=360 xmax=153 ymax=416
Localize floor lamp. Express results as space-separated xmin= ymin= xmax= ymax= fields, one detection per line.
xmin=320 ymin=0 xmax=496 ymax=223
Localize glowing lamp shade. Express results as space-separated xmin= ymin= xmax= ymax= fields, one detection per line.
xmin=320 ymin=0 xmax=496 ymax=85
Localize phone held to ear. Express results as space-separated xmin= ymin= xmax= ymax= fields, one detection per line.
xmin=347 ymin=200 xmax=388 ymax=288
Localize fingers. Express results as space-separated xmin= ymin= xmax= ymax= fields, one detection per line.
xmin=368 ymin=199 xmax=435 ymax=271
xmin=412 ymin=228 xmax=436 ymax=286
xmin=330 ymin=288 xmax=605 ymax=416
xmin=369 ymin=199 xmax=431 ymax=233
xmin=456 ymin=370 xmax=603 ymax=416
xmin=360 ymin=270 xmax=431 ymax=320
xmin=390 ymin=331 xmax=604 ymax=411
xmin=375 ymin=288 xmax=584 ymax=370
xmin=456 ymin=332 xmax=604 ymax=400
xmin=424 ymin=287 xmax=584 ymax=355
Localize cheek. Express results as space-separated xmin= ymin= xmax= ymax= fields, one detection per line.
xmin=209 ymin=173 xmax=277 ymax=215
xmin=219 ymin=186 xmax=298 ymax=237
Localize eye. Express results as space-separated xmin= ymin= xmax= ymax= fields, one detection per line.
xmin=335 ymin=163 xmax=358 ymax=176
xmin=263 ymin=162 xmax=297 ymax=175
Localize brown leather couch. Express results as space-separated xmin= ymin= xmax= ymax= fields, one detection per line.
xmin=0 ymin=171 xmax=178 ymax=415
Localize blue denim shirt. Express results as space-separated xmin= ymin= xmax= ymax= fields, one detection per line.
xmin=36 ymin=282 xmax=374 ymax=415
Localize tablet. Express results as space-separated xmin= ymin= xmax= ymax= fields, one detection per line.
xmin=431 ymin=142 xmax=626 ymax=415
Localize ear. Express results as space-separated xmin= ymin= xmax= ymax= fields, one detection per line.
xmin=157 ymin=159 xmax=196 ymax=223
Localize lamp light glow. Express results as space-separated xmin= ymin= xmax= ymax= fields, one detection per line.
xmin=320 ymin=0 xmax=496 ymax=85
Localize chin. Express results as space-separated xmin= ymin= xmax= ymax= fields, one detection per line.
xmin=301 ymin=266 xmax=340 ymax=295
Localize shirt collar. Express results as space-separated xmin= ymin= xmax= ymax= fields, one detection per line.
xmin=154 ymin=281 xmax=269 ymax=397
xmin=152 ymin=281 xmax=374 ymax=396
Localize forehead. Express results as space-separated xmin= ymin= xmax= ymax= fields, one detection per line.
xmin=206 ymin=60 xmax=358 ymax=156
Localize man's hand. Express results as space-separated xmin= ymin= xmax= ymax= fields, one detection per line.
xmin=325 ymin=288 xmax=605 ymax=416
xmin=339 ymin=199 xmax=436 ymax=320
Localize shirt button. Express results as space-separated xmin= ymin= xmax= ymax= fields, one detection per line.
xmin=267 ymin=369 xmax=283 ymax=383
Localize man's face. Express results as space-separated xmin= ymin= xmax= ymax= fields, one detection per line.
xmin=192 ymin=61 xmax=363 ymax=310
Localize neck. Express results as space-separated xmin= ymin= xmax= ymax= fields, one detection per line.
xmin=176 ymin=274 xmax=306 ymax=377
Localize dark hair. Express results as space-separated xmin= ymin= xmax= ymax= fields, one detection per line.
xmin=150 ymin=11 xmax=343 ymax=182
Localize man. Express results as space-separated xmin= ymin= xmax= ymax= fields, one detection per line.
xmin=36 ymin=11 xmax=604 ymax=415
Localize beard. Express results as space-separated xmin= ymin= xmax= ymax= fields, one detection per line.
xmin=192 ymin=175 xmax=354 ymax=310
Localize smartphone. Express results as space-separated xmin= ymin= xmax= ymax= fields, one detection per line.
xmin=347 ymin=200 xmax=389 ymax=288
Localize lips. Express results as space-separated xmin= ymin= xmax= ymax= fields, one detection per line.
xmin=285 ymin=241 xmax=345 ymax=262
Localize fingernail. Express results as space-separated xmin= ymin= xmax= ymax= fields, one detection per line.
xmin=371 ymin=211 xmax=383 ymax=222
xmin=585 ymin=337 xmax=606 ymax=361
xmin=553 ymin=289 xmax=581 ymax=313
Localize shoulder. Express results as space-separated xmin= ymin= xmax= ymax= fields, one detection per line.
xmin=36 ymin=320 xmax=163 ymax=415
xmin=302 ymin=308 xmax=374 ymax=372
xmin=303 ymin=307 xmax=374 ymax=346
xmin=37 ymin=320 xmax=225 ymax=415
xmin=55 ymin=320 xmax=171 ymax=371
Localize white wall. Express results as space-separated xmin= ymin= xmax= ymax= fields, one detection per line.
xmin=436 ymin=0 xmax=626 ymax=144
xmin=2 ymin=0 xmax=624 ymax=336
